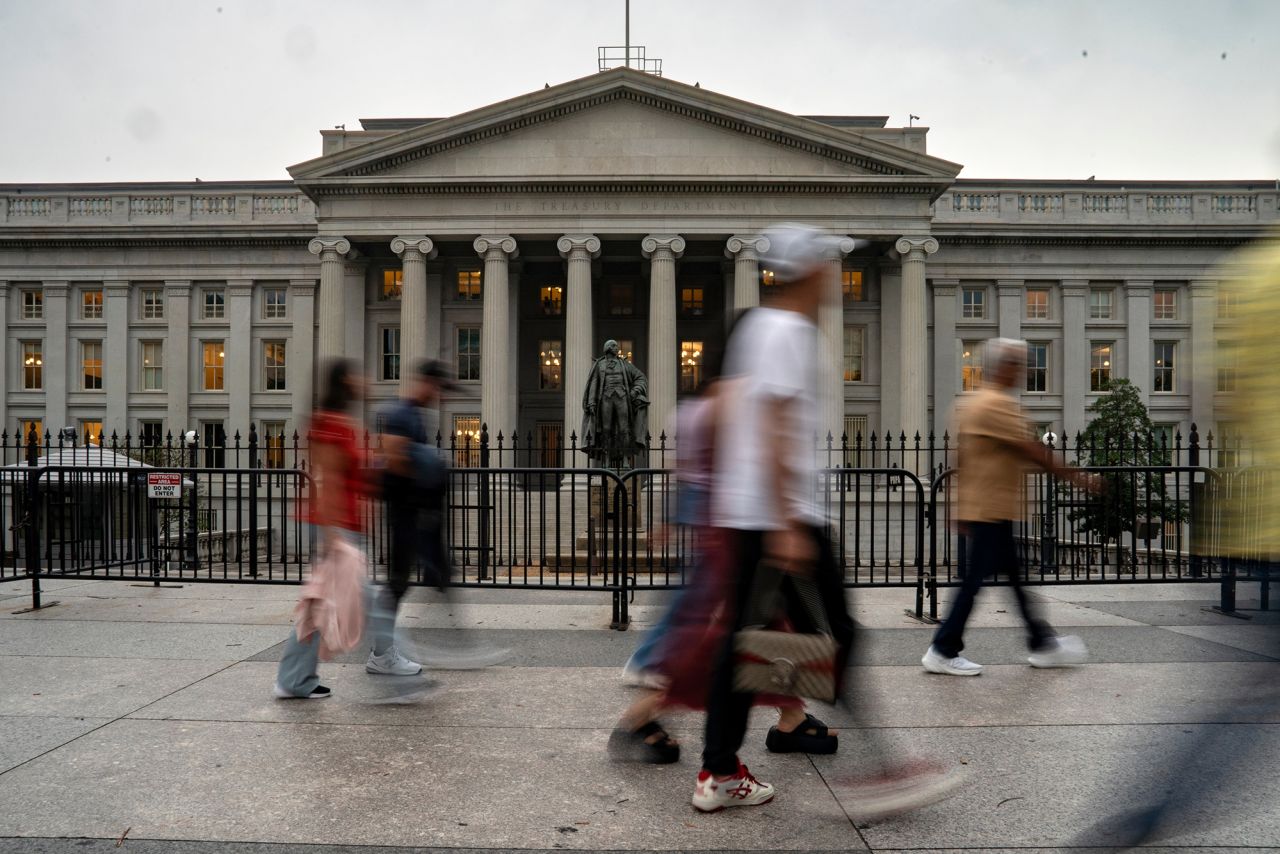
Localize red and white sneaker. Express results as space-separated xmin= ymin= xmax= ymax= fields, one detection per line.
xmin=832 ymin=758 xmax=967 ymax=821
xmin=692 ymin=762 xmax=776 ymax=813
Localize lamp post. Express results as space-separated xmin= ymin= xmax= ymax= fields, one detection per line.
xmin=1041 ymin=431 xmax=1058 ymax=574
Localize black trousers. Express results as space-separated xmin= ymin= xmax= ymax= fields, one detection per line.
xmin=931 ymin=520 xmax=1053 ymax=658
xmin=701 ymin=526 xmax=854 ymax=777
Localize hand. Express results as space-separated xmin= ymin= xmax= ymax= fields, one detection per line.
xmin=764 ymin=525 xmax=817 ymax=576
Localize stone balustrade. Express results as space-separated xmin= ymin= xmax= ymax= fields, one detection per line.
xmin=0 ymin=186 xmax=316 ymax=226
xmin=935 ymin=183 xmax=1279 ymax=226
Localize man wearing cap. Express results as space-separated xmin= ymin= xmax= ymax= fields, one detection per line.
xmin=368 ymin=359 xmax=455 ymax=676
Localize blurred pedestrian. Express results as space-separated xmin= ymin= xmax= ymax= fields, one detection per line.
xmin=922 ymin=338 xmax=1101 ymax=676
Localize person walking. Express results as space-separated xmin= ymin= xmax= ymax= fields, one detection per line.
xmin=922 ymin=337 xmax=1101 ymax=677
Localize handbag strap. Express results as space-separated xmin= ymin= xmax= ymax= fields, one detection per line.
xmin=742 ymin=559 xmax=832 ymax=636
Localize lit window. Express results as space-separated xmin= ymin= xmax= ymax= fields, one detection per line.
xmin=453 ymin=415 xmax=481 ymax=468
xmin=539 ymin=340 xmax=563 ymax=390
xmin=203 ymin=288 xmax=225 ymax=319
xmin=203 ymin=341 xmax=225 ymax=391
xmin=1025 ymin=289 xmax=1049 ymax=319
xmin=1217 ymin=341 xmax=1236 ymax=392
xmin=81 ymin=341 xmax=103 ymax=391
xmin=456 ymin=327 xmax=480 ymax=381
xmin=681 ymin=286 xmax=705 ymax=316
xmin=141 ymin=341 xmax=164 ymax=390
xmin=1090 ymin=343 xmax=1113 ymax=391
xmin=381 ymin=269 xmax=403 ymax=300
xmin=456 ymin=270 xmax=482 ymax=301
xmin=262 ymin=421 xmax=286 ymax=469
xmin=961 ymin=341 xmax=984 ymax=391
xmin=680 ymin=341 xmax=704 ymax=392
xmin=761 ymin=269 xmax=777 ymax=289
xmin=380 ymin=327 xmax=400 ymax=381
xmin=264 ymin=287 xmax=287 ymax=319
xmin=141 ymin=288 xmax=164 ymax=319
xmin=842 ymin=270 xmax=864 ymax=302
xmin=962 ymin=287 xmax=986 ymax=319
xmin=1154 ymin=289 xmax=1177 ymax=320
xmin=1089 ymin=289 xmax=1113 ymax=319
xmin=21 ymin=290 xmax=43 ymax=320
xmin=609 ymin=282 xmax=634 ymax=316
xmin=79 ymin=421 xmax=103 ymax=446
xmin=1153 ymin=341 xmax=1176 ymax=393
xmin=82 ymin=289 xmax=104 ymax=319
xmin=140 ymin=420 xmax=164 ymax=448
xmin=21 ymin=341 xmax=43 ymax=390
xmin=616 ymin=340 xmax=635 ymax=364
xmin=263 ymin=341 xmax=287 ymax=391
xmin=19 ymin=419 xmax=43 ymax=444
xmin=1027 ymin=342 xmax=1048 ymax=393
xmin=540 ymin=286 xmax=563 ymax=316
xmin=843 ymin=326 xmax=864 ymax=382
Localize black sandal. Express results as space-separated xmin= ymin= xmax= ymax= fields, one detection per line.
xmin=766 ymin=713 xmax=839 ymax=755
xmin=608 ymin=720 xmax=681 ymax=764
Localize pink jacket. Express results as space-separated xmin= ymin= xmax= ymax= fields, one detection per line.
xmin=293 ymin=538 xmax=367 ymax=660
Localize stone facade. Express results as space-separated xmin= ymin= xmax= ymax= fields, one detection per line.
xmin=0 ymin=69 xmax=1274 ymax=452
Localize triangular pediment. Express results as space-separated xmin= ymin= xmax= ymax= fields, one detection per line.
xmin=290 ymin=69 xmax=961 ymax=190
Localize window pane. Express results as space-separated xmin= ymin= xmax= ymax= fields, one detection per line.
xmin=140 ymin=421 xmax=164 ymax=448
xmin=263 ymin=341 xmax=287 ymax=391
xmin=609 ymin=283 xmax=634 ymax=316
xmin=203 ymin=341 xmax=225 ymax=390
xmin=962 ymin=287 xmax=986 ymax=319
xmin=961 ymin=341 xmax=984 ymax=391
xmin=680 ymin=341 xmax=704 ymax=392
xmin=456 ymin=270 xmax=482 ymax=301
xmin=22 ymin=341 xmax=43 ymax=390
xmin=264 ymin=288 xmax=286 ymax=319
xmin=1026 ymin=290 xmax=1049 ymax=319
xmin=201 ymin=421 xmax=226 ymax=468
xmin=539 ymin=340 xmax=563 ymax=390
xmin=453 ymin=415 xmax=481 ymax=467
xmin=1153 ymin=342 xmax=1175 ymax=393
xmin=1153 ymin=290 xmax=1177 ymax=320
xmin=1090 ymin=343 xmax=1113 ymax=391
xmin=22 ymin=290 xmax=43 ymax=320
xmin=382 ymin=270 xmax=403 ymax=300
xmin=262 ymin=421 xmax=286 ymax=469
xmin=20 ymin=419 xmax=44 ymax=444
xmin=1090 ymin=289 xmax=1113 ymax=319
xmin=843 ymin=326 xmax=864 ymax=382
xmin=680 ymin=286 xmax=705 ymax=316
xmin=80 ymin=420 xmax=102 ymax=445
xmin=540 ymin=285 xmax=563 ymax=316
xmin=616 ymin=340 xmax=635 ymax=364
xmin=761 ymin=270 xmax=777 ymax=290
xmin=81 ymin=341 xmax=103 ymax=390
xmin=83 ymin=289 xmax=104 ymax=319
xmin=381 ymin=327 xmax=401 ymax=381
xmin=203 ymin=289 xmax=225 ymax=319
xmin=141 ymin=341 xmax=164 ymax=390
xmin=1027 ymin=343 xmax=1048 ymax=392
xmin=456 ymin=327 xmax=480 ymax=381
xmin=841 ymin=271 xmax=864 ymax=302
xmin=142 ymin=288 xmax=164 ymax=319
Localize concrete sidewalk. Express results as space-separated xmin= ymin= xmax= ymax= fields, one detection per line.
xmin=0 ymin=576 xmax=1277 ymax=853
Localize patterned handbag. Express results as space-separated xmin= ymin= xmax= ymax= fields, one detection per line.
xmin=732 ymin=562 xmax=838 ymax=701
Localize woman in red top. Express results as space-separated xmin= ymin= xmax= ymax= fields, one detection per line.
xmin=274 ymin=359 xmax=366 ymax=699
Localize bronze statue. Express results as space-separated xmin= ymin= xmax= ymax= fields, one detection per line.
xmin=582 ymin=339 xmax=649 ymax=468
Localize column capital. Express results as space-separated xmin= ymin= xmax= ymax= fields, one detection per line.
xmin=997 ymin=279 xmax=1024 ymax=296
xmin=42 ymin=280 xmax=69 ymax=297
xmin=391 ymin=235 xmax=438 ymax=260
xmin=104 ymin=280 xmax=131 ymax=297
xmin=557 ymin=234 xmax=601 ymax=259
xmin=1190 ymin=278 xmax=1218 ymax=295
xmin=931 ymin=279 xmax=959 ymax=296
xmin=289 ymin=279 xmax=317 ymax=296
xmin=1125 ymin=279 xmax=1155 ymax=295
xmin=725 ymin=234 xmax=769 ymax=259
xmin=894 ymin=236 xmax=939 ymax=257
xmin=821 ymin=235 xmax=860 ymax=261
xmin=1061 ymin=279 xmax=1089 ymax=297
xmin=308 ymin=236 xmax=353 ymax=257
xmin=473 ymin=235 xmax=518 ymax=259
xmin=228 ymin=279 xmax=254 ymax=298
xmin=641 ymin=234 xmax=686 ymax=259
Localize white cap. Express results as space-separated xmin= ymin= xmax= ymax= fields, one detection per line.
xmin=759 ymin=223 xmax=867 ymax=283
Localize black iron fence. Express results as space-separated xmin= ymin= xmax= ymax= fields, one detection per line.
xmin=0 ymin=425 xmax=1272 ymax=626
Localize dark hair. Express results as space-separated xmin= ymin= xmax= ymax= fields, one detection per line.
xmin=318 ymin=358 xmax=355 ymax=412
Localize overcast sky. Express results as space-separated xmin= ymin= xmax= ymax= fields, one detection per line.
xmin=2 ymin=0 xmax=1278 ymax=184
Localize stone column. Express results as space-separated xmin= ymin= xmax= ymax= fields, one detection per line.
xmin=1126 ymin=280 xmax=1153 ymax=405
xmin=726 ymin=235 xmax=769 ymax=312
xmin=474 ymin=235 xmax=518 ymax=438
xmin=391 ymin=236 xmax=437 ymax=392
xmin=308 ymin=237 xmax=353 ymax=366
xmin=641 ymin=235 xmax=685 ymax=448
xmin=0 ymin=283 xmax=8 ymax=436
xmin=1061 ymin=280 xmax=1088 ymax=438
xmin=1190 ymin=279 xmax=1217 ymax=433
xmin=227 ymin=279 xmax=253 ymax=437
xmin=819 ymin=237 xmax=857 ymax=445
xmin=997 ymin=279 xmax=1023 ymax=340
xmin=558 ymin=234 xmax=601 ymax=452
xmin=103 ymin=280 xmax=131 ymax=438
xmin=931 ymin=279 xmax=959 ymax=438
xmin=289 ymin=279 xmax=317 ymax=432
xmin=165 ymin=281 xmax=192 ymax=435
xmin=894 ymin=237 xmax=939 ymax=444
xmin=43 ymin=281 xmax=69 ymax=435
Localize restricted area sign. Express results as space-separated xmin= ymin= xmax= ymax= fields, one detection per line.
xmin=147 ymin=472 xmax=182 ymax=499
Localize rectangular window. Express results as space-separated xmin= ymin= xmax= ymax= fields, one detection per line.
xmin=263 ymin=287 xmax=287 ymax=319
xmin=453 ymin=415 xmax=481 ymax=468
xmin=1154 ymin=289 xmax=1177 ymax=320
xmin=456 ymin=270 xmax=482 ymax=301
xmin=141 ymin=341 xmax=164 ymax=390
xmin=1090 ymin=343 xmax=1113 ymax=391
xmin=1025 ymin=289 xmax=1049 ymax=319
xmin=1217 ymin=341 xmax=1237 ymax=392
xmin=380 ymin=327 xmax=401 ymax=381
xmin=616 ymin=340 xmax=635 ymax=364
xmin=536 ymin=421 xmax=563 ymax=468
xmin=203 ymin=341 xmax=225 ymax=391
xmin=202 ymin=288 xmax=225 ymax=319
xmin=539 ymin=340 xmax=563 ymax=390
xmin=82 ymin=288 xmax=104 ymax=319
xmin=961 ymin=341 xmax=984 ymax=391
xmin=962 ymin=287 xmax=985 ymax=319
xmin=1152 ymin=423 xmax=1175 ymax=455
xmin=1153 ymin=341 xmax=1176 ymax=393
xmin=200 ymin=421 xmax=226 ymax=468
xmin=609 ymin=282 xmax=634 ymax=316
xmin=680 ymin=286 xmax=705 ymax=316
xmin=81 ymin=340 xmax=103 ymax=390
xmin=843 ymin=326 xmax=864 ymax=382
xmin=21 ymin=341 xmax=42 ymax=390
xmin=680 ymin=341 xmax=704 ymax=392
xmin=381 ymin=269 xmax=403 ymax=301
xmin=842 ymin=270 xmax=864 ymax=302
xmin=21 ymin=289 xmax=43 ymax=320
xmin=262 ymin=420 xmax=286 ymax=469
xmin=19 ymin=419 xmax=43 ymax=444
xmin=1089 ymin=288 xmax=1114 ymax=319
xmin=140 ymin=420 xmax=164 ymax=448
xmin=540 ymin=285 xmax=564 ymax=316
xmin=456 ymin=327 xmax=480 ymax=381
xmin=1027 ymin=342 xmax=1048 ymax=393
xmin=263 ymin=340 xmax=287 ymax=391
xmin=79 ymin=420 xmax=103 ymax=446
xmin=141 ymin=288 xmax=164 ymax=319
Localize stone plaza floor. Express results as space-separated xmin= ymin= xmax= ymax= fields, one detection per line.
xmin=0 ymin=575 xmax=1277 ymax=853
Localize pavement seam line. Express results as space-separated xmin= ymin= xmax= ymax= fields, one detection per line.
xmin=807 ymin=751 xmax=872 ymax=851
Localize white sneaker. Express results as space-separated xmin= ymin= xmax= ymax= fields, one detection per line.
xmin=365 ymin=647 xmax=422 ymax=676
xmin=921 ymin=646 xmax=983 ymax=676
xmin=1028 ymin=634 xmax=1088 ymax=668
xmin=692 ymin=762 xmax=776 ymax=813
xmin=621 ymin=658 xmax=667 ymax=689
